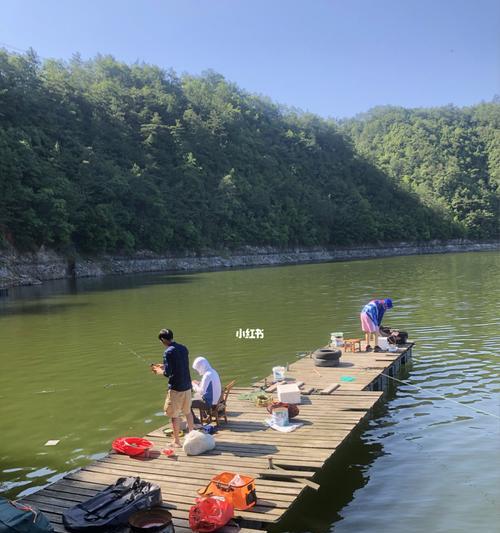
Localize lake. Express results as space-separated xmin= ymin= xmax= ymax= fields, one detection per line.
xmin=1 ymin=251 xmax=499 ymax=532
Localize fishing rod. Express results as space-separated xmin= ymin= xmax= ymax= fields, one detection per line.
xmin=117 ymin=341 xmax=170 ymax=377
xmin=30 ymin=343 xmax=161 ymax=395
xmin=117 ymin=341 xmax=152 ymax=364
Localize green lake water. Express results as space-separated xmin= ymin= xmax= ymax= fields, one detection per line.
xmin=1 ymin=251 xmax=499 ymax=532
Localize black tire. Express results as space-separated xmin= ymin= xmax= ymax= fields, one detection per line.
xmin=312 ymin=348 xmax=342 ymax=361
xmin=313 ymin=357 xmax=340 ymax=367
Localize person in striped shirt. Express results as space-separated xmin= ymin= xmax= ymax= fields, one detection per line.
xmin=360 ymin=298 xmax=393 ymax=352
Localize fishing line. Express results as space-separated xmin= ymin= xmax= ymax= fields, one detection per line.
xmin=296 ymin=349 xmax=499 ymax=419
xmin=378 ymin=371 xmax=500 ymax=420
xmin=117 ymin=341 xmax=151 ymax=364
xmin=31 ymin=378 xmax=156 ymax=395
xmin=29 ymin=344 xmax=158 ymax=394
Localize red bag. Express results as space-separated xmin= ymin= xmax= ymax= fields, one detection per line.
xmin=189 ymin=496 xmax=234 ymax=533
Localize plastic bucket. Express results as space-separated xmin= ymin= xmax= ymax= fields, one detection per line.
xmin=272 ymin=366 xmax=286 ymax=382
xmin=377 ymin=337 xmax=390 ymax=351
xmin=271 ymin=406 xmax=289 ymax=426
xmin=330 ymin=332 xmax=344 ymax=347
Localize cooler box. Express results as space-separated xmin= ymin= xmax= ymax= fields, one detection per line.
xmin=277 ymin=383 xmax=301 ymax=404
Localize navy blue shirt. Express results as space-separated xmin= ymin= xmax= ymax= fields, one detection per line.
xmin=163 ymin=341 xmax=192 ymax=392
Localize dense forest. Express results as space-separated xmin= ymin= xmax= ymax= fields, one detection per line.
xmin=0 ymin=49 xmax=498 ymax=254
xmin=342 ymin=103 xmax=499 ymax=240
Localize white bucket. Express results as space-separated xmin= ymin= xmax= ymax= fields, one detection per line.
xmin=271 ymin=406 xmax=289 ymax=427
xmin=272 ymin=366 xmax=286 ymax=382
xmin=330 ymin=332 xmax=344 ymax=347
xmin=377 ymin=337 xmax=390 ymax=351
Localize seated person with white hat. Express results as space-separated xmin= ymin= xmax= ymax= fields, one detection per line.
xmin=191 ymin=356 xmax=222 ymax=424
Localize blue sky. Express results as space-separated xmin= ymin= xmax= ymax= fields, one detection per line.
xmin=1 ymin=0 xmax=498 ymax=118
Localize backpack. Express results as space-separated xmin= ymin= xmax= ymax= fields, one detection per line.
xmin=0 ymin=498 xmax=54 ymax=532
xmin=62 ymin=476 xmax=161 ymax=531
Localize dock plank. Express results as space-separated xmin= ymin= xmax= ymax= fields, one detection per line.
xmin=20 ymin=343 xmax=412 ymax=531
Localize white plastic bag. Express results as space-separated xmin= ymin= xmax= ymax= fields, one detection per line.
xmin=229 ymin=474 xmax=245 ymax=487
xmin=182 ymin=430 xmax=216 ymax=456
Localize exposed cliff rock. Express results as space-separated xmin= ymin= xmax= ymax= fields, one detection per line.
xmin=0 ymin=240 xmax=498 ymax=289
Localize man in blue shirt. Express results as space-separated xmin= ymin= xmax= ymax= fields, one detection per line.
xmin=360 ymin=298 xmax=393 ymax=352
xmin=152 ymin=328 xmax=194 ymax=446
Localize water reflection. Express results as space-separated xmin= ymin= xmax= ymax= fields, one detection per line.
xmin=0 ymin=301 xmax=90 ymax=318
xmin=2 ymin=272 xmax=198 ymax=304
xmin=272 ymin=400 xmax=389 ymax=533
xmin=1 ymin=252 xmax=499 ymax=533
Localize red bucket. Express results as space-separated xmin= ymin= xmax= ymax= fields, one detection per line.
xmin=112 ymin=437 xmax=153 ymax=456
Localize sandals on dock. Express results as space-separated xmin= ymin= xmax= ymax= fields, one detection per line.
xmin=365 ymin=345 xmax=383 ymax=352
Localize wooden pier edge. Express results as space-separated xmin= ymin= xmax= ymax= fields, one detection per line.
xmin=20 ymin=343 xmax=414 ymax=532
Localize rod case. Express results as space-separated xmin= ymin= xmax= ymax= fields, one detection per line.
xmin=63 ymin=476 xmax=161 ymax=531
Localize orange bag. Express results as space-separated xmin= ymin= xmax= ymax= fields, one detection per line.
xmin=198 ymin=472 xmax=257 ymax=510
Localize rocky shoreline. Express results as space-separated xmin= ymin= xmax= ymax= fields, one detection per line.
xmin=0 ymin=239 xmax=498 ymax=289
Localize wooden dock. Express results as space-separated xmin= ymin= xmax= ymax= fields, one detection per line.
xmin=20 ymin=343 xmax=413 ymax=532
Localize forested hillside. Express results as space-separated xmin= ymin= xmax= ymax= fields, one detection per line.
xmin=0 ymin=50 xmax=498 ymax=254
xmin=342 ymin=103 xmax=499 ymax=239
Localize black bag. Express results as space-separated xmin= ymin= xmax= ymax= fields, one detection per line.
xmin=63 ymin=476 xmax=161 ymax=531
xmin=380 ymin=326 xmax=392 ymax=336
xmin=380 ymin=326 xmax=408 ymax=345
xmin=387 ymin=330 xmax=408 ymax=345
xmin=0 ymin=498 xmax=54 ymax=532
